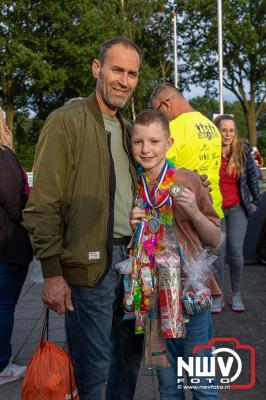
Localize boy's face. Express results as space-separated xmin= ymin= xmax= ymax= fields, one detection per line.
xmin=132 ymin=122 xmax=173 ymax=177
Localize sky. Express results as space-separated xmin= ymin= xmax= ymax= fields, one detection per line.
xmin=184 ymin=84 xmax=237 ymax=102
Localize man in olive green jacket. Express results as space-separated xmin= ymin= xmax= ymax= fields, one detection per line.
xmin=23 ymin=37 xmax=141 ymax=400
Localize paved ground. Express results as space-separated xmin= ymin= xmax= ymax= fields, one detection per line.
xmin=0 ymin=261 xmax=265 ymax=400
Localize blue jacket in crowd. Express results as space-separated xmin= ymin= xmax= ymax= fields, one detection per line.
xmin=240 ymin=142 xmax=261 ymax=217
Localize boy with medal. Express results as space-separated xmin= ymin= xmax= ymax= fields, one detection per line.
xmin=130 ymin=109 xmax=221 ymax=400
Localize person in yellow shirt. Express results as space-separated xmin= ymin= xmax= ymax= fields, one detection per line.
xmin=149 ymin=83 xmax=223 ymax=219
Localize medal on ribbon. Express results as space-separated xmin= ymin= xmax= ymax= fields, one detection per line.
xmin=170 ymin=183 xmax=183 ymax=197
xmin=141 ymin=162 xmax=173 ymax=234
xmin=147 ymin=217 xmax=161 ymax=234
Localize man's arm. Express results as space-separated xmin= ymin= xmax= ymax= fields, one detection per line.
xmin=23 ymin=110 xmax=74 ymax=314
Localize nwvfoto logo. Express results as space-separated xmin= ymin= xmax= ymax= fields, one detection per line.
xmin=177 ymin=337 xmax=255 ymax=390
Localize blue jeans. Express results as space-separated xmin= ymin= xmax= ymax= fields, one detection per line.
xmin=65 ymin=247 xmax=121 ymax=400
xmin=157 ymin=310 xmax=219 ymax=400
xmin=105 ymin=245 xmax=143 ymax=400
xmin=0 ymin=262 xmax=28 ymax=372
xmin=213 ymin=205 xmax=248 ymax=293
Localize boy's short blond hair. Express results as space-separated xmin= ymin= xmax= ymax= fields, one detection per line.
xmin=133 ymin=109 xmax=170 ymax=137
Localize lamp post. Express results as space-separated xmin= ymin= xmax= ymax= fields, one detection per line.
xmin=173 ymin=10 xmax=178 ymax=88
xmin=217 ymin=0 xmax=224 ymax=114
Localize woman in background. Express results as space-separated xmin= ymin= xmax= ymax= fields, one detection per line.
xmin=0 ymin=108 xmax=32 ymax=386
xmin=211 ymin=114 xmax=260 ymax=313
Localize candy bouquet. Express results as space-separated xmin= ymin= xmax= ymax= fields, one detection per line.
xmin=115 ymin=161 xmax=216 ymax=368
xmin=121 ymin=228 xmax=186 ymax=368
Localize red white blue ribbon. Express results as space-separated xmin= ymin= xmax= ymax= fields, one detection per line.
xmin=141 ymin=162 xmax=172 ymax=209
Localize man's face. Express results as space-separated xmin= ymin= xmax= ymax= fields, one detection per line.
xmin=92 ymin=43 xmax=140 ymax=114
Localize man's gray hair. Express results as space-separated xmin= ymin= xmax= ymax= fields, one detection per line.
xmin=149 ymin=82 xmax=179 ymax=107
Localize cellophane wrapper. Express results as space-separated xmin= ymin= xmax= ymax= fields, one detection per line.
xmin=181 ymin=249 xmax=217 ymax=315
xmin=156 ymin=248 xmax=185 ymax=339
xmin=113 ymin=256 xmax=133 ymax=274
xmin=144 ymin=290 xmax=170 ymax=369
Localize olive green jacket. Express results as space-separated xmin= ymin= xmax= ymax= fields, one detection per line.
xmin=23 ymin=93 xmax=136 ymax=286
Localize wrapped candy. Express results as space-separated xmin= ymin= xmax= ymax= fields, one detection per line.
xmin=135 ymin=263 xmax=154 ymax=334
xmin=156 ymin=248 xmax=185 ymax=339
xmin=113 ymin=257 xmax=133 ymax=274
xmin=140 ymin=265 xmax=153 ymax=296
xmin=139 ymin=264 xmax=153 ymax=313
xmin=181 ymin=249 xmax=217 ymax=316
xmin=123 ymin=275 xmax=135 ymax=319
xmin=182 ymin=288 xmax=212 ymax=315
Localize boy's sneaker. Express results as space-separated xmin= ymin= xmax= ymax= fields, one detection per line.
xmin=229 ymin=293 xmax=245 ymax=312
xmin=211 ymin=295 xmax=224 ymax=314
xmin=0 ymin=363 xmax=26 ymax=386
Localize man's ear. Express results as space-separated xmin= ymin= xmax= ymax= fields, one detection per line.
xmin=167 ymin=137 xmax=174 ymax=150
xmin=92 ymin=59 xmax=101 ymax=79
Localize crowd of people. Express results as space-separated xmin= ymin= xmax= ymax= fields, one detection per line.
xmin=0 ymin=36 xmax=262 ymax=400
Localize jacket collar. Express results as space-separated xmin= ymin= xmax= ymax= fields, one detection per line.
xmin=85 ymin=92 xmax=105 ymax=128
xmin=85 ymin=91 xmax=137 ymax=188
xmin=85 ymin=91 xmax=126 ymax=130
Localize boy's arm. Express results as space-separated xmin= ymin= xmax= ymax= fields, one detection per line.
xmin=173 ymin=169 xmax=221 ymax=247
xmin=189 ymin=201 xmax=220 ymax=247
xmin=173 ymin=187 xmax=220 ymax=247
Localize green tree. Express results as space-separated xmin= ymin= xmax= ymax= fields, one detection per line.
xmin=103 ymin=0 xmax=172 ymax=118
xmin=130 ymin=2 xmax=174 ymax=115
xmin=257 ymin=104 xmax=266 ymax=162
xmin=0 ymin=0 xmax=36 ymax=130
xmin=1 ymin=0 xmax=170 ymax=128
xmin=189 ymin=96 xmax=220 ymax=121
xmin=189 ymin=96 xmax=249 ymax=138
xmin=0 ymin=0 xmax=112 ymax=127
xmin=176 ymin=0 xmax=266 ymax=145
xmin=258 ymin=134 xmax=266 ymax=163
xmin=13 ymin=112 xmax=36 ymax=170
xmin=1 ymin=1 xmax=78 ymax=128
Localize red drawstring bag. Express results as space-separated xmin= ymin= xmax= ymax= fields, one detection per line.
xmin=22 ymin=310 xmax=79 ymax=400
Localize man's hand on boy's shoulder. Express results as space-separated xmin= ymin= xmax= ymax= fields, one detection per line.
xmin=193 ymin=170 xmax=212 ymax=192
